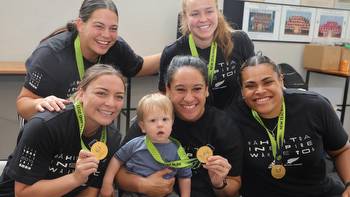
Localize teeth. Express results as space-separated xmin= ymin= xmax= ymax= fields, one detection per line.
xmin=100 ymin=110 xmax=113 ymax=115
xmin=199 ymin=25 xmax=210 ymax=29
xmin=256 ymin=97 xmax=270 ymax=104
xmin=97 ymin=40 xmax=109 ymax=45
xmin=183 ymin=105 xmax=195 ymax=109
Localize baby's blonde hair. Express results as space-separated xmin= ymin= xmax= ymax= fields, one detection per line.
xmin=137 ymin=93 xmax=174 ymax=122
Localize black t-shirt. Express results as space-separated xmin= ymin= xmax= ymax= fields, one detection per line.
xmin=0 ymin=104 xmax=121 ymax=197
xmin=24 ymin=31 xmax=143 ymax=99
xmin=159 ymin=31 xmax=254 ymax=109
xmin=123 ymin=106 xmax=243 ymax=197
xmin=226 ymin=89 xmax=348 ymax=197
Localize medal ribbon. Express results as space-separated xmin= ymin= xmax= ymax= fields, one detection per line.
xmin=145 ymin=136 xmax=197 ymax=168
xmin=74 ymin=101 xmax=107 ymax=150
xmin=74 ymin=36 xmax=85 ymax=80
xmin=188 ymin=33 xmax=217 ymax=85
xmin=251 ymin=100 xmax=286 ymax=162
xmin=74 ymin=36 xmax=101 ymax=80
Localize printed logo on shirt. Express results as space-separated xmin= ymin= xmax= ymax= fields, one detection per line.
xmin=247 ymin=134 xmax=315 ymax=166
xmin=212 ymin=60 xmax=237 ymax=90
xmin=48 ymin=153 xmax=101 ymax=177
xmin=29 ymin=71 xmax=43 ymax=90
xmin=66 ymin=80 xmax=80 ymax=98
xmin=18 ymin=146 xmax=37 ymax=170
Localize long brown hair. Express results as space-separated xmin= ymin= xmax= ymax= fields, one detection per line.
xmin=180 ymin=0 xmax=234 ymax=62
xmin=40 ymin=0 xmax=118 ymax=43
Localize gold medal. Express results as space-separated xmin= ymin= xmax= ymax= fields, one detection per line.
xmin=271 ymin=164 xmax=286 ymax=179
xmin=91 ymin=141 xmax=108 ymax=160
xmin=196 ymin=146 xmax=213 ymax=163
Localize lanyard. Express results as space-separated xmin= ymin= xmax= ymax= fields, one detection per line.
xmin=74 ymin=101 xmax=107 ymax=150
xmin=74 ymin=36 xmax=101 ymax=80
xmin=145 ymin=136 xmax=196 ymax=168
xmin=188 ymin=34 xmax=217 ymax=85
xmin=74 ymin=36 xmax=85 ymax=80
xmin=251 ymin=100 xmax=286 ymax=162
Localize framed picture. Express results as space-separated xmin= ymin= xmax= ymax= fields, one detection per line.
xmin=335 ymin=0 xmax=350 ymax=10
xmin=313 ymin=9 xmax=348 ymax=42
xmin=347 ymin=15 xmax=350 ymax=42
xmin=242 ymin=2 xmax=282 ymax=41
xmin=264 ymin=0 xmax=300 ymax=5
xmin=279 ymin=6 xmax=316 ymax=42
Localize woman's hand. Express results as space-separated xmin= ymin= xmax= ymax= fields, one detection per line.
xmin=100 ymin=183 xmax=115 ymax=197
xmin=73 ymin=150 xmax=99 ymax=185
xmin=203 ymin=155 xmax=231 ymax=188
xmin=35 ymin=95 xmax=71 ymax=112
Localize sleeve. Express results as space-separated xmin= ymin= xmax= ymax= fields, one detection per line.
xmin=24 ymin=46 xmax=61 ymax=98
xmin=6 ymin=117 xmax=57 ymax=185
xmin=177 ymin=167 xmax=192 ymax=179
xmin=158 ymin=46 xmax=175 ymax=92
xmin=316 ymin=96 xmax=349 ymax=151
xmin=115 ymin=139 xmax=138 ymax=163
xmin=213 ymin=112 xmax=243 ymax=177
xmin=106 ymin=37 xmax=143 ymax=77
xmin=232 ymin=30 xmax=255 ymax=63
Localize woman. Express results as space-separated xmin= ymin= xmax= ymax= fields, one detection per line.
xmin=118 ymin=56 xmax=242 ymax=197
xmin=158 ymin=0 xmax=254 ymax=109
xmin=0 ymin=64 xmax=124 ymax=196
xmin=17 ymin=0 xmax=160 ymax=120
xmin=228 ymin=55 xmax=350 ymax=197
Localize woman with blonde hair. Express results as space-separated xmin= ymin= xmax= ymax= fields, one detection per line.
xmin=158 ymin=0 xmax=255 ymax=109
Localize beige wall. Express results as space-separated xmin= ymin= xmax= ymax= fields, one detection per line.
xmin=0 ymin=0 xmax=348 ymax=159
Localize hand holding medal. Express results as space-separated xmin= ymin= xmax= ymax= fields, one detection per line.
xmin=91 ymin=141 xmax=108 ymax=160
xmin=196 ymin=145 xmax=213 ymax=163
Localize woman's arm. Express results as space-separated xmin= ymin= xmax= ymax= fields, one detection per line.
xmin=16 ymin=87 xmax=70 ymax=120
xmin=116 ymin=166 xmax=175 ymax=197
xmin=204 ymin=155 xmax=241 ymax=197
xmin=15 ymin=150 xmax=99 ymax=197
xmin=136 ymin=53 xmax=161 ymax=76
xmin=328 ymin=141 xmax=350 ymax=196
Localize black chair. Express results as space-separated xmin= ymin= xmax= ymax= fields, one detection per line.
xmin=278 ymin=63 xmax=307 ymax=90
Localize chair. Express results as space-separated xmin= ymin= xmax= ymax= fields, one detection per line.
xmin=278 ymin=63 xmax=307 ymax=90
xmin=0 ymin=160 xmax=7 ymax=174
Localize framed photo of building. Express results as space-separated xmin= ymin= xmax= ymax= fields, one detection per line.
xmin=242 ymin=2 xmax=282 ymax=41
xmin=313 ymin=9 xmax=348 ymax=42
xmin=279 ymin=6 xmax=316 ymax=42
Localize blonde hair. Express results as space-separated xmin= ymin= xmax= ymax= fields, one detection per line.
xmin=180 ymin=0 xmax=234 ymax=62
xmin=137 ymin=93 xmax=174 ymax=122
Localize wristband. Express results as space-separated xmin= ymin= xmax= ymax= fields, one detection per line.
xmin=345 ymin=181 xmax=350 ymax=189
xmin=213 ymin=178 xmax=227 ymax=190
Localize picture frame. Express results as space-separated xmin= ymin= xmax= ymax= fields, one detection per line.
xmin=347 ymin=14 xmax=350 ymax=42
xmin=313 ymin=9 xmax=348 ymax=42
xmin=264 ymin=0 xmax=300 ymax=5
xmin=279 ymin=6 xmax=316 ymax=42
xmin=334 ymin=0 xmax=350 ymax=10
xmin=242 ymin=2 xmax=282 ymax=41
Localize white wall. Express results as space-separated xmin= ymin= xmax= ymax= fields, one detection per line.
xmin=0 ymin=0 xmax=348 ymax=159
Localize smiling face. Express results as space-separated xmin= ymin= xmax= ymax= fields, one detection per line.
xmin=241 ymin=63 xmax=284 ymax=118
xmin=77 ymin=8 xmax=118 ymax=62
xmin=184 ymin=0 xmax=218 ymax=47
xmin=166 ymin=66 xmax=209 ymax=122
xmin=78 ymin=74 xmax=124 ymax=134
xmin=139 ymin=107 xmax=173 ymax=144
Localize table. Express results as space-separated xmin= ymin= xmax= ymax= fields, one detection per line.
xmin=0 ymin=61 xmax=26 ymax=75
xmin=305 ymin=67 xmax=349 ymax=124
